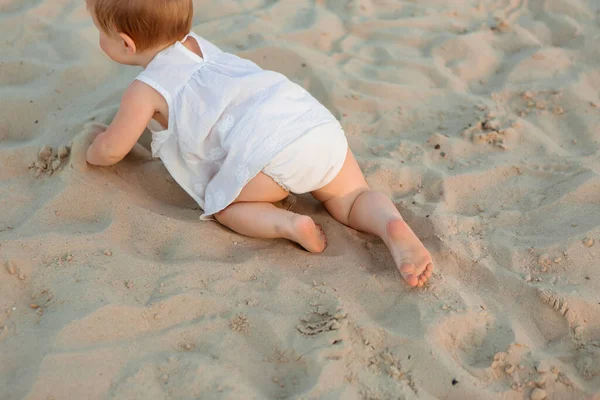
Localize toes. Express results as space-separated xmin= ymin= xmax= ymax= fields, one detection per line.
xmin=421 ymin=263 xmax=434 ymax=279
xmin=400 ymin=264 xmax=419 ymax=287
xmin=405 ymin=274 xmax=419 ymax=287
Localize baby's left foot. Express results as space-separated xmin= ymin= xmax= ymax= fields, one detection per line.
xmin=288 ymin=215 xmax=327 ymax=253
xmin=385 ymin=219 xmax=434 ymax=287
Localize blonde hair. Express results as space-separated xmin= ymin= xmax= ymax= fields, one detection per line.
xmin=88 ymin=0 xmax=193 ymax=51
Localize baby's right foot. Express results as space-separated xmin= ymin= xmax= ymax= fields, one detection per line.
xmin=386 ymin=219 xmax=434 ymax=287
xmin=289 ymin=215 xmax=327 ymax=253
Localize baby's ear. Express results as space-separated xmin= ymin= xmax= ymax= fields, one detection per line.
xmin=119 ymin=33 xmax=137 ymax=55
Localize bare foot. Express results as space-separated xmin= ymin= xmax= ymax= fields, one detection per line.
xmin=289 ymin=215 xmax=327 ymax=253
xmin=385 ymin=219 xmax=433 ymax=287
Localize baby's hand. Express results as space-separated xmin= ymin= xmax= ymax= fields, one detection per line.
xmin=69 ymin=122 xmax=108 ymax=172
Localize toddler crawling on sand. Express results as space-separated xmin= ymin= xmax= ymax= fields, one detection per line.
xmin=82 ymin=0 xmax=434 ymax=287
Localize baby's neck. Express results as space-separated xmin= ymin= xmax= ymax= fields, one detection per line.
xmin=135 ymin=44 xmax=172 ymax=68
xmin=134 ymin=36 xmax=200 ymax=69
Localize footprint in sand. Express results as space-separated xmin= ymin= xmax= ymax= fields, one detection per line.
xmin=537 ymin=289 xmax=582 ymax=342
xmin=296 ymin=305 xmax=347 ymax=336
xmin=433 ymin=309 xmax=515 ymax=377
xmin=367 ymin=349 xmax=417 ymax=394
xmin=294 ymin=292 xmax=351 ymax=362
xmin=4 ymin=259 xmax=26 ymax=281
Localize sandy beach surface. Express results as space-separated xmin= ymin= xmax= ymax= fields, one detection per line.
xmin=1 ymin=0 xmax=600 ymax=399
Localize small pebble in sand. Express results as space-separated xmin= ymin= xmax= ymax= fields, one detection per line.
xmin=103 ymin=250 xmax=113 ymax=256
xmin=483 ymin=119 xmax=500 ymax=131
xmin=29 ymin=304 xmax=39 ymax=309
xmin=492 ymin=19 xmax=510 ymax=33
xmin=535 ymin=377 xmax=546 ymax=388
xmin=58 ymin=145 xmax=70 ymax=159
xmin=553 ymin=106 xmax=565 ymax=115
xmin=505 ymin=364 xmax=516 ymax=374
xmin=582 ymin=237 xmax=594 ymax=248
xmin=18 ymin=273 xmax=26 ymax=280
xmin=51 ymin=158 xmax=61 ymax=171
xmin=538 ymin=254 xmax=551 ymax=266
xmin=535 ymin=360 xmax=550 ymax=374
xmin=522 ymin=91 xmax=534 ymax=100
xmin=6 ymin=260 xmax=17 ymax=275
xmin=125 ymin=281 xmax=134 ymax=289
xmin=39 ymin=146 xmax=53 ymax=161
xmin=182 ymin=343 xmax=195 ymax=351
xmin=530 ymin=388 xmax=547 ymax=400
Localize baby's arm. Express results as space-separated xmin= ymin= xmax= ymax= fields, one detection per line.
xmin=86 ymin=81 xmax=157 ymax=166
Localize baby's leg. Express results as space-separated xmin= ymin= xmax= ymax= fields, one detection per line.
xmin=312 ymin=151 xmax=433 ymax=287
xmin=214 ymin=172 xmax=326 ymax=253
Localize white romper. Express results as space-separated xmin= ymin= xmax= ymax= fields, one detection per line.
xmin=136 ymin=32 xmax=347 ymax=219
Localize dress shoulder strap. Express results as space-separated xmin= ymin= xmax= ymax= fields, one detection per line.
xmin=187 ymin=32 xmax=223 ymax=58
xmin=134 ymin=74 xmax=173 ymax=106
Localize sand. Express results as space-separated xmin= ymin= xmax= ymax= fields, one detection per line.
xmin=1 ymin=0 xmax=599 ymax=399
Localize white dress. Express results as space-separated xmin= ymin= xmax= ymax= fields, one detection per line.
xmin=135 ymin=32 xmax=339 ymax=219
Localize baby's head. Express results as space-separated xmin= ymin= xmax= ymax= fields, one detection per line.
xmin=86 ymin=0 xmax=193 ymax=65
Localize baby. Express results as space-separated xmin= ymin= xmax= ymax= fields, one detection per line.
xmin=83 ymin=0 xmax=433 ymax=287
